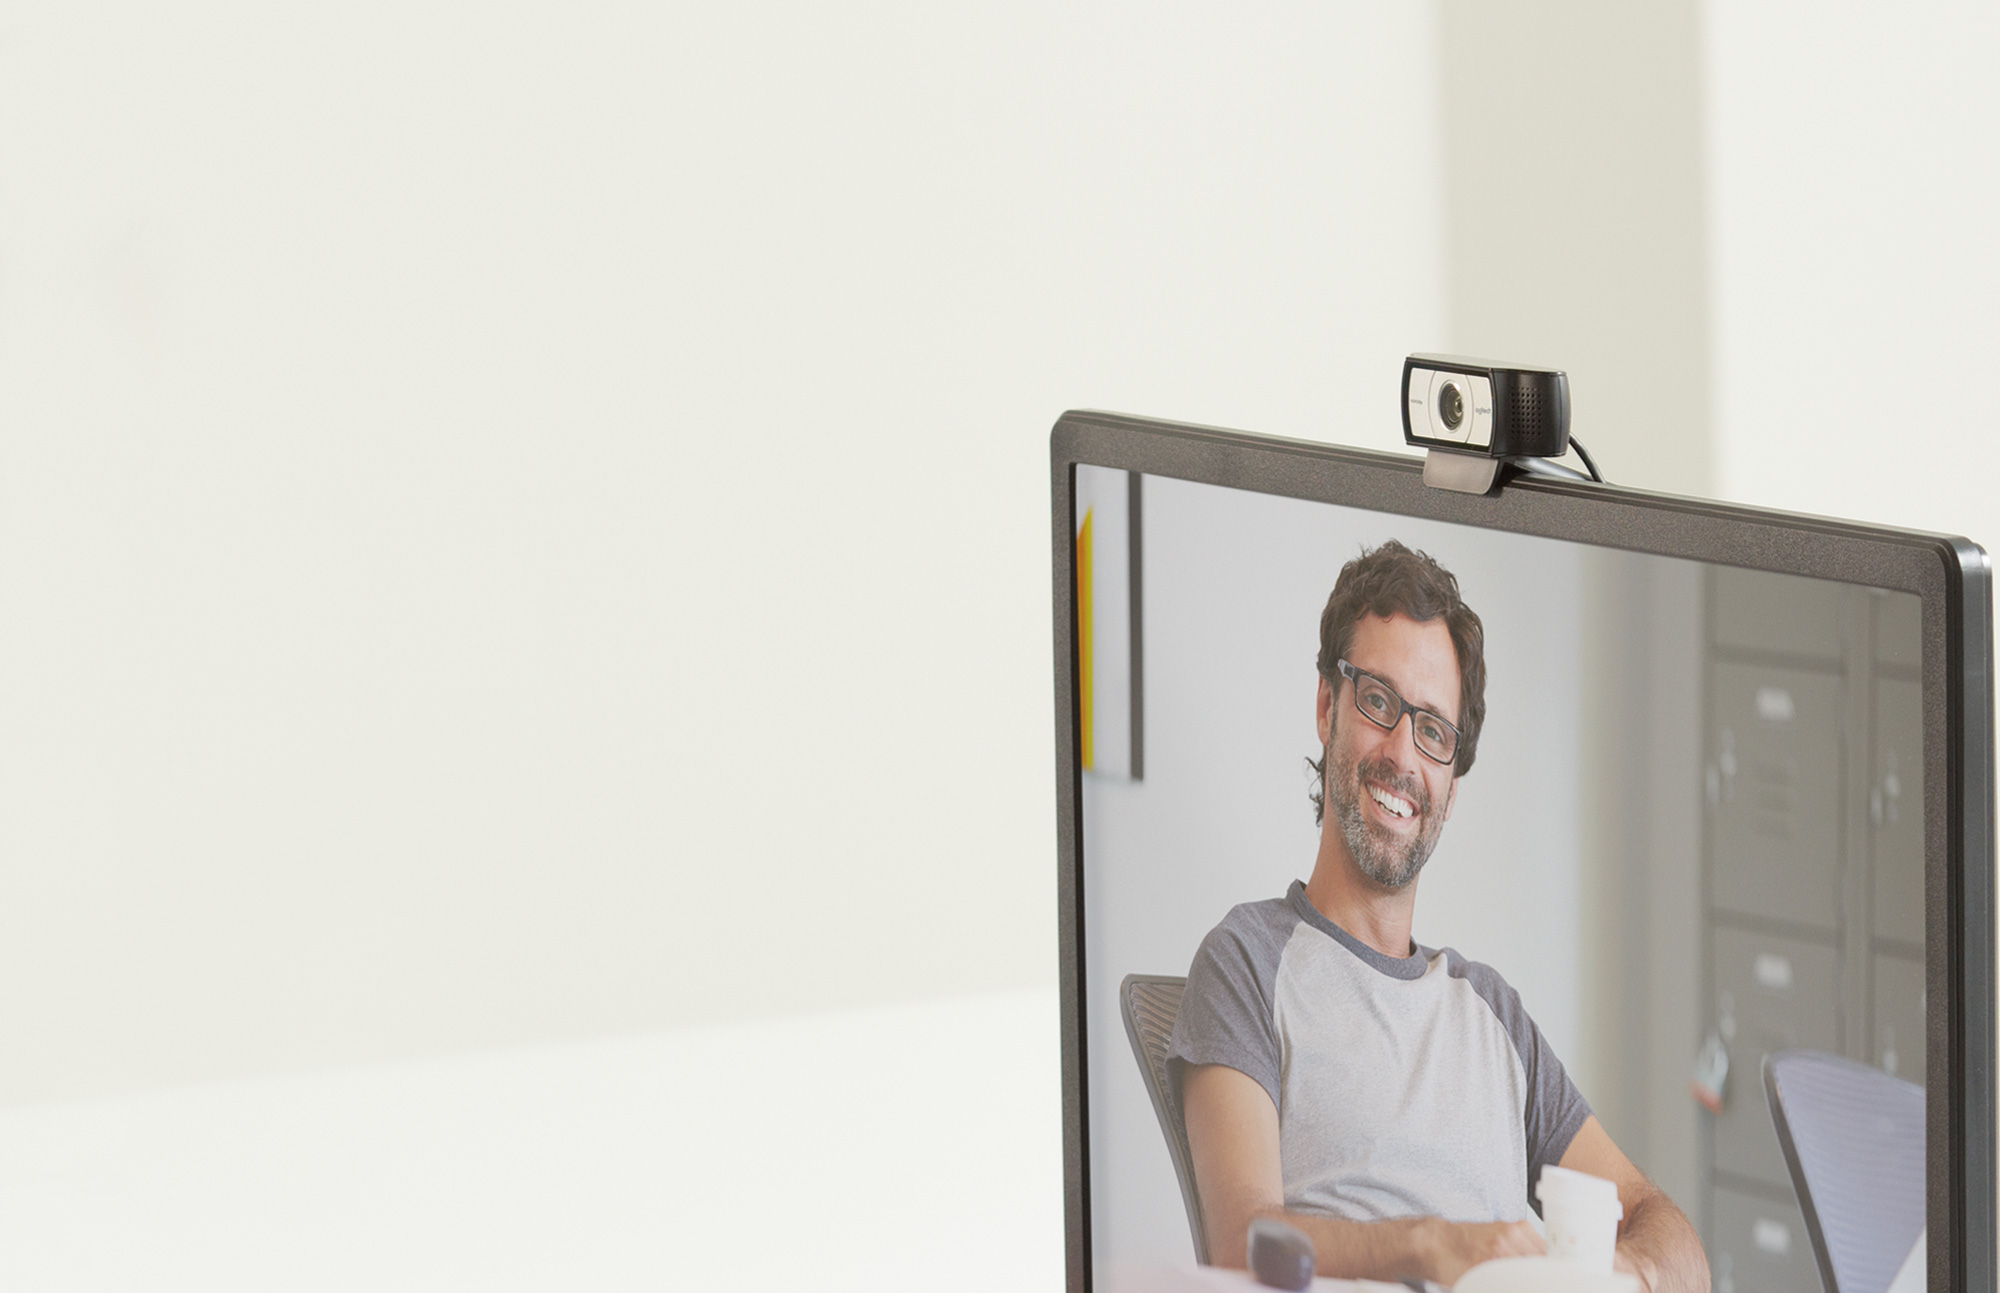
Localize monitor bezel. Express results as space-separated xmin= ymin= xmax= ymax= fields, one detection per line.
xmin=1050 ymin=409 xmax=1995 ymax=1293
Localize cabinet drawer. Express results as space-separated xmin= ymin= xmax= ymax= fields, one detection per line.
xmin=1711 ymin=1184 xmax=1820 ymax=1293
xmin=1710 ymin=662 xmax=1844 ymax=930
xmin=1711 ymin=928 xmax=1839 ymax=1189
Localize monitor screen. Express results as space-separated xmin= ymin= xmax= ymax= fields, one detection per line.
xmin=1051 ymin=413 xmax=1993 ymax=1293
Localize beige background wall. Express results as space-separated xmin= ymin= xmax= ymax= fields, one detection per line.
xmin=1701 ymin=0 xmax=2000 ymax=544
xmin=0 ymin=2 xmax=1447 ymax=1106
xmin=1 ymin=0 xmax=1992 ymax=1117
xmin=1436 ymin=0 xmax=1714 ymax=499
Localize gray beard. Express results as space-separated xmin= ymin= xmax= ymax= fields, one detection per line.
xmin=1327 ymin=744 xmax=1447 ymax=890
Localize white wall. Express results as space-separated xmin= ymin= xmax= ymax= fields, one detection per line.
xmin=1422 ymin=0 xmax=2000 ymax=578
xmin=1701 ymin=0 xmax=2000 ymax=548
xmin=1435 ymin=0 xmax=1714 ymax=498
xmin=0 ymin=2 xmax=1449 ymax=1106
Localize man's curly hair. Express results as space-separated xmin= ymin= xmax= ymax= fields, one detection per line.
xmin=1307 ymin=540 xmax=1487 ymax=825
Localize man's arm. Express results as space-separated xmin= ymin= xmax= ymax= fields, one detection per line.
xmin=1559 ymin=1116 xmax=1710 ymax=1293
xmin=1181 ymin=1063 xmax=1545 ymax=1284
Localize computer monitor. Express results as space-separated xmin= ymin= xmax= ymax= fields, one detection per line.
xmin=1051 ymin=411 xmax=1994 ymax=1292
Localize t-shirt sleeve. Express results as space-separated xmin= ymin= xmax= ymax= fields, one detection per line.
xmin=1167 ymin=909 xmax=1287 ymax=1112
xmin=1450 ymin=955 xmax=1594 ymax=1204
xmin=1516 ymin=1004 xmax=1593 ymax=1195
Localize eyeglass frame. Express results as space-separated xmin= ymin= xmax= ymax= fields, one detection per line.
xmin=1332 ymin=658 xmax=1463 ymax=768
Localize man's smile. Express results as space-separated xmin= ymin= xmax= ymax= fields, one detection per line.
xmin=1366 ymin=781 xmax=1418 ymax=822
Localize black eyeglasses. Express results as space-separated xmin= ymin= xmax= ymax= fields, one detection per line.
xmin=1334 ymin=659 xmax=1461 ymax=767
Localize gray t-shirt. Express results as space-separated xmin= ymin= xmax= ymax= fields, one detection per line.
xmin=1167 ymin=880 xmax=1591 ymax=1224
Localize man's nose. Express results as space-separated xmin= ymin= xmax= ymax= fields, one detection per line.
xmin=1381 ymin=709 xmax=1425 ymax=769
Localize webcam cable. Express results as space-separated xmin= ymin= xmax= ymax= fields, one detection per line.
xmin=1568 ymin=436 xmax=1603 ymax=483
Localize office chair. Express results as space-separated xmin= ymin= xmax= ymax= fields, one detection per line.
xmin=1118 ymin=973 xmax=1209 ymax=1264
xmin=1764 ymin=1048 xmax=1926 ymax=1293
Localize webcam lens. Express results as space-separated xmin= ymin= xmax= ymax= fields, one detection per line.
xmin=1438 ymin=382 xmax=1464 ymax=431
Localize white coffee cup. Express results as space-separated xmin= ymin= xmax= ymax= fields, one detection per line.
xmin=1537 ymin=1164 xmax=1624 ymax=1273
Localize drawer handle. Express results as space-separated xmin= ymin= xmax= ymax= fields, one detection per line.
xmin=1756 ymin=687 xmax=1796 ymax=722
xmin=1754 ymin=1217 xmax=1792 ymax=1256
xmin=1754 ymin=953 xmax=1794 ymax=990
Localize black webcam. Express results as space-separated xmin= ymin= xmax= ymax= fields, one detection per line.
xmin=1402 ymin=354 xmax=1571 ymax=458
xmin=1401 ymin=354 xmax=1596 ymax=493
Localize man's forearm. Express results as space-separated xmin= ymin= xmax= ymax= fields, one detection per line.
xmin=1617 ymin=1192 xmax=1710 ymax=1293
xmin=1240 ymin=1208 xmax=1435 ymax=1282
xmin=1217 ymin=1208 xmax=1541 ymax=1286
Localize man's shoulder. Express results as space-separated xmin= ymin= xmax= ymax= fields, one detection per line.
xmin=1211 ymin=892 xmax=1300 ymax=934
xmin=1424 ymin=943 xmax=1539 ymax=1028
xmin=1171 ymin=896 xmax=1302 ymax=1101
xmin=1185 ymin=892 xmax=1303 ymax=982
xmin=1198 ymin=893 xmax=1305 ymax=954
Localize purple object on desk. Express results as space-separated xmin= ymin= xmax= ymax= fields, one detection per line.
xmin=1248 ymin=1217 xmax=1315 ymax=1290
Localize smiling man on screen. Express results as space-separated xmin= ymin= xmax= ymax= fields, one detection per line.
xmin=1169 ymin=541 xmax=1708 ymax=1292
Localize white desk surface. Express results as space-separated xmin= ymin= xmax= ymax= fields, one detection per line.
xmin=0 ymin=989 xmax=1064 ymax=1291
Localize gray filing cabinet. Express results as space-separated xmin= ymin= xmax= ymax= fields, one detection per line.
xmin=1701 ymin=569 xmax=1926 ymax=1290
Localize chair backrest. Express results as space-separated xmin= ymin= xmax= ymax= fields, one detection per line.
xmin=1118 ymin=973 xmax=1210 ymax=1264
xmin=1764 ymin=1048 xmax=1926 ymax=1293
